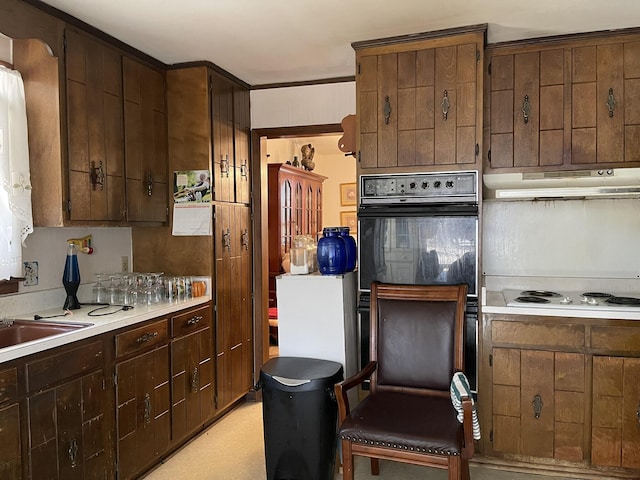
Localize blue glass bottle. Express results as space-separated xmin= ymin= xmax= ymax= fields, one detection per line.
xmin=62 ymin=243 xmax=81 ymax=310
xmin=338 ymin=227 xmax=357 ymax=272
xmin=317 ymin=227 xmax=347 ymax=275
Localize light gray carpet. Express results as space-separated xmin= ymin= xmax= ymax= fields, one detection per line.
xmin=142 ymin=401 xmax=580 ymax=480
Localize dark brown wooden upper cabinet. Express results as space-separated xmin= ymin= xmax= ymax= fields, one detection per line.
xmin=354 ymin=25 xmax=486 ymax=174
xmin=123 ymin=56 xmax=169 ymax=223
xmin=65 ymin=28 xmax=126 ymax=222
xmin=485 ymin=28 xmax=640 ymax=173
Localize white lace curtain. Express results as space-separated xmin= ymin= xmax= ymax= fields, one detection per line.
xmin=0 ymin=65 xmax=33 ymax=280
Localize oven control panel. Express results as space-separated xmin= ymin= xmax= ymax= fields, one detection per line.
xmin=360 ymin=171 xmax=478 ymax=204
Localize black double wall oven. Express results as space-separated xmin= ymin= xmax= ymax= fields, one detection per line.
xmin=357 ymin=171 xmax=479 ymax=392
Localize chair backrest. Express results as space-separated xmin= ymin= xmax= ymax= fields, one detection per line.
xmin=370 ymin=282 xmax=467 ymax=394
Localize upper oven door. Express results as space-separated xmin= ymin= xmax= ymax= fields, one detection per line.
xmin=358 ymin=203 xmax=478 ymax=296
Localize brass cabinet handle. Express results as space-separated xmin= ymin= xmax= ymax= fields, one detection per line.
xmin=68 ymin=437 xmax=78 ymax=467
xmin=145 ymin=169 xmax=154 ymax=196
xmin=241 ymin=228 xmax=249 ymax=250
xmin=223 ymin=228 xmax=231 ymax=252
xmin=92 ymin=160 xmax=105 ymax=190
xmin=383 ymin=95 xmax=392 ymax=125
xmin=136 ymin=331 xmax=158 ymax=343
xmin=522 ymin=95 xmax=531 ymax=124
xmin=240 ymin=159 xmax=248 ymax=178
xmin=607 ymin=88 xmax=616 ymax=117
xmin=187 ymin=315 xmax=203 ymax=326
xmin=143 ymin=392 xmax=152 ymax=425
xmin=191 ymin=367 xmax=199 ymax=393
xmin=221 ymin=154 xmax=230 ymax=178
xmin=441 ymin=90 xmax=450 ymax=121
xmin=533 ymin=394 xmax=543 ymax=419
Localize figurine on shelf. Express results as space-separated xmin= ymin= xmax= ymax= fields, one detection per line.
xmin=292 ymin=156 xmax=300 ymax=168
xmin=301 ymin=144 xmax=315 ymax=171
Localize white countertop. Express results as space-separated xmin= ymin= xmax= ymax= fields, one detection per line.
xmin=482 ymin=288 xmax=640 ymax=321
xmin=0 ymin=296 xmax=211 ymax=363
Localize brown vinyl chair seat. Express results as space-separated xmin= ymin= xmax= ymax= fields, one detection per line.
xmin=339 ymin=391 xmax=464 ymax=456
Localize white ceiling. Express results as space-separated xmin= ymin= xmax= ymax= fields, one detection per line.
xmin=40 ymin=0 xmax=640 ymax=86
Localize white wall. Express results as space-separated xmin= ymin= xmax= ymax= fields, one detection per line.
xmin=251 ymin=82 xmax=355 ymax=128
xmin=482 ymin=198 xmax=640 ymax=279
xmin=20 ymin=227 xmax=132 ymax=292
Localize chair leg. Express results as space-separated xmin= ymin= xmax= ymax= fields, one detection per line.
xmin=341 ymin=440 xmax=354 ymax=480
xmin=448 ymin=456 xmax=462 ymax=480
xmin=461 ymin=458 xmax=470 ymax=480
xmin=370 ymin=457 xmax=380 ymax=475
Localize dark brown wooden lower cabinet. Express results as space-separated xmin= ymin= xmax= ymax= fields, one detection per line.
xmin=115 ymin=345 xmax=170 ymax=480
xmin=171 ymin=327 xmax=214 ymax=442
xmin=27 ymin=370 xmax=108 ymax=479
xmin=0 ymin=403 xmax=21 ymax=479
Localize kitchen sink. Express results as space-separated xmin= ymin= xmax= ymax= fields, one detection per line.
xmin=0 ymin=319 xmax=93 ymax=348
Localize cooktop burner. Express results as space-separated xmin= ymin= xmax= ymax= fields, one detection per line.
xmin=521 ymin=290 xmax=562 ymax=297
xmin=581 ymin=292 xmax=613 ymax=298
xmin=605 ymin=296 xmax=640 ymax=306
xmin=503 ymin=288 xmax=640 ymax=312
xmin=515 ymin=296 xmax=550 ymax=304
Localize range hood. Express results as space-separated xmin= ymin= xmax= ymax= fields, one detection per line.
xmin=483 ymin=168 xmax=640 ymax=199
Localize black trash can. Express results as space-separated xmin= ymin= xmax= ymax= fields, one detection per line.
xmin=260 ymin=356 xmax=343 ymax=480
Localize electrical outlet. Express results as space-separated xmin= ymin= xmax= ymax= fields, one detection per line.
xmin=121 ymin=256 xmax=129 ymax=273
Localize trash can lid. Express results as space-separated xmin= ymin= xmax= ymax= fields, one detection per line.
xmin=261 ymin=357 xmax=343 ymax=384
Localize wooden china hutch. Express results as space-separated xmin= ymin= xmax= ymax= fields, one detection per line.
xmin=267 ymin=163 xmax=326 ymax=307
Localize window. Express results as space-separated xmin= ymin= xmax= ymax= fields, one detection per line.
xmin=0 ymin=65 xmax=33 ymax=281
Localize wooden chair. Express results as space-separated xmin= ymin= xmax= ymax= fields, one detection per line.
xmin=335 ymin=282 xmax=475 ymax=480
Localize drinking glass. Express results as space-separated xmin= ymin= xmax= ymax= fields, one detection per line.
xmin=93 ymin=273 xmax=107 ymax=303
xmin=107 ymin=274 xmax=123 ymax=304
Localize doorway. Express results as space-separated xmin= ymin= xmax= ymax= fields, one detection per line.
xmin=251 ymin=124 xmax=356 ymax=368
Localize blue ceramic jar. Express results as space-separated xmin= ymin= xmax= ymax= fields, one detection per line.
xmin=338 ymin=227 xmax=357 ymax=272
xmin=317 ymin=227 xmax=347 ymax=275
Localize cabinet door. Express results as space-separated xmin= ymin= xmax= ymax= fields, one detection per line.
xmin=171 ymin=327 xmax=214 ymax=441
xmin=28 ymin=370 xmax=108 ymax=480
xmin=115 ymin=346 xmax=170 ymax=480
xmin=234 ymin=86 xmax=251 ymax=205
xmin=0 ymin=403 xmax=21 ymax=480
xmin=214 ymin=203 xmax=253 ymax=412
xmin=492 ymin=348 xmax=585 ymax=460
xmin=358 ymin=39 xmax=480 ymax=169
xmin=123 ymin=56 xmax=168 ymax=223
xmin=572 ymin=43 xmax=624 ymax=164
xmin=212 ymin=73 xmax=235 ymax=202
xmin=592 ymin=356 xmax=640 ymax=469
xmin=66 ymin=29 xmax=125 ymax=221
xmin=489 ymin=49 xmax=565 ymax=168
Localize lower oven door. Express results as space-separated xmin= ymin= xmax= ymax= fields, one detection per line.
xmin=358 ymin=203 xmax=479 ymax=295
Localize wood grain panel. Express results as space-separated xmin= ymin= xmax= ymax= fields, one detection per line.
xmin=572 ymin=83 xmax=597 ymax=128
xmin=491 ymin=55 xmax=514 ymax=91
xmin=435 ymin=46 xmax=456 ymax=164
xmin=0 ymin=368 xmax=17 ymax=403
xmin=397 ymin=130 xmax=416 ymax=167
xmin=626 ymin=125 xmax=640 ymax=162
xmin=621 ymin=358 xmax=640 ymax=468
xmin=378 ymin=53 xmax=398 ymax=168
xmin=571 ymin=127 xmax=597 ymax=164
xmin=555 ymin=352 xmax=584 ymax=392
xmin=456 ymin=43 xmax=476 ymax=84
xmin=554 ymin=421 xmax=584 ymax=461
xmin=415 ymin=86 xmax=434 ymax=129
xmin=360 ymin=91 xmax=378 ymax=134
xmin=415 ymin=129 xmax=434 ymax=165
xmin=358 ymin=55 xmax=377 ymax=92
xmin=625 ymin=78 xmax=640 ymax=125
xmin=555 ymin=391 xmax=584 ymax=424
xmin=490 ymin=90 xmax=513 ymax=134
xmin=592 ymin=427 xmax=622 ymax=467
xmin=596 ymin=43 xmax=624 ymax=162
xmin=624 ymin=41 xmax=640 ymax=78
xmin=539 ymin=130 xmax=564 ymax=166
xmin=0 ymin=403 xmax=21 ymax=480
xmin=490 ymin=133 xmax=514 ymax=168
xmin=397 ymin=88 xmax=416 ymax=131
xmin=26 ymin=340 xmax=103 ymax=393
xmin=572 ymin=46 xmax=597 ymax=84
xmin=415 ymin=49 xmax=435 ymax=87
xmin=514 ymin=51 xmax=539 ymax=167
xmin=492 ymin=347 xmax=520 ymax=385
xmin=491 ymin=321 xmax=585 ymax=348
xmin=540 ymin=49 xmax=564 ymax=86
xmin=520 ymin=350 xmax=554 ymax=458
xmin=591 ymin=326 xmax=640 ymax=353
xmin=397 ymin=51 xmax=416 ymax=89
xmin=540 ymin=84 xmax=564 ymax=131
xmin=493 ymin=415 xmax=520 ymax=454
xmin=493 ymin=384 xmax=520 ymax=417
